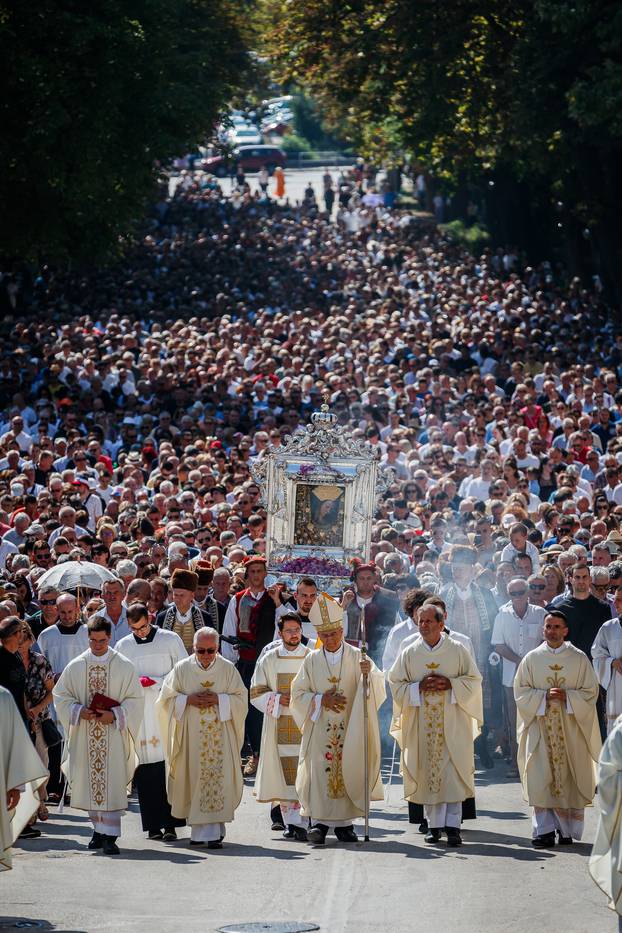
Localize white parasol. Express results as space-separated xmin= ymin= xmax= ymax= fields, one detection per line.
xmin=36 ymin=560 xmax=118 ymax=593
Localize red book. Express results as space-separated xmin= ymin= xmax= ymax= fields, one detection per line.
xmin=139 ymin=676 xmax=157 ymax=688
xmin=89 ymin=693 xmax=120 ymax=712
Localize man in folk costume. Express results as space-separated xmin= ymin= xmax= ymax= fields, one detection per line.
xmin=116 ymin=602 xmax=186 ymax=842
xmin=191 ymin=560 xmax=220 ymax=628
xmin=342 ymin=560 xmax=400 ymax=664
xmin=440 ymin=544 xmax=499 ymax=768
xmin=589 ymin=715 xmax=622 ymax=928
xmin=1 ymin=687 xmax=48 ymax=871
xmin=155 ymin=568 xmax=217 ymax=654
xmin=53 ymin=616 xmax=144 ymax=856
xmin=290 ymin=593 xmax=385 ymax=846
xmin=251 ymin=612 xmax=311 ymax=841
xmin=592 ymin=615 xmax=622 ymax=734
xmin=389 ymin=603 xmax=483 ymax=847
xmin=221 ymin=556 xmax=277 ymax=776
xmin=157 ymin=626 xmax=247 ymax=848
xmin=514 ymin=610 xmax=601 ymax=849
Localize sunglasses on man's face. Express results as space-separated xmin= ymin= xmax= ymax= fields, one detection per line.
xmin=195 ymin=647 xmax=217 ymax=655
xmin=40 ymin=598 xmax=57 ymax=605
xmin=529 ymin=584 xmax=546 ymax=591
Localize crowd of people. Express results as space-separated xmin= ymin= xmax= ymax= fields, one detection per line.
xmin=2 ymin=168 xmax=622 ymax=916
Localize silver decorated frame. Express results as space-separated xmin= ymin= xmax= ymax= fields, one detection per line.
xmin=251 ymin=413 xmax=391 ymax=594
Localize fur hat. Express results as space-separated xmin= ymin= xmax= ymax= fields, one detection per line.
xmin=170 ymin=568 xmax=198 ymax=593
xmin=195 ymin=560 xmax=214 ymax=587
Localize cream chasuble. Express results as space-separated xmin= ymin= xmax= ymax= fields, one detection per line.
xmin=389 ymin=635 xmax=483 ymax=805
xmin=117 ymin=629 xmax=186 ymax=765
xmin=290 ymin=641 xmax=385 ymax=823
xmin=514 ymin=642 xmax=601 ymax=810
xmin=592 ymin=619 xmax=622 ymax=734
xmin=157 ymin=654 xmax=247 ymax=826
xmin=1 ymin=687 xmax=49 ymax=871
xmin=250 ymin=642 xmax=310 ymax=803
xmin=589 ymin=715 xmax=622 ymax=913
xmin=53 ymin=648 xmax=144 ymax=813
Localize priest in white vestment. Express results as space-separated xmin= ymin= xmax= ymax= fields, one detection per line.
xmin=290 ymin=594 xmax=385 ymax=845
xmin=117 ymin=602 xmax=186 ymax=840
xmin=1 ymin=687 xmax=48 ymax=871
xmin=397 ymin=596 xmax=477 ymax=832
xmin=389 ymin=603 xmax=483 ymax=847
xmin=53 ymin=616 xmax=144 ymax=855
xmin=592 ymin=617 xmax=622 ymax=734
xmin=589 ymin=714 xmax=622 ymax=928
xmin=157 ymin=626 xmax=247 ymax=848
xmin=251 ymin=611 xmax=312 ymax=841
xmin=514 ymin=609 xmax=601 ymax=848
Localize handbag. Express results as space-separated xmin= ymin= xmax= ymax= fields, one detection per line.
xmin=41 ymin=717 xmax=62 ymax=749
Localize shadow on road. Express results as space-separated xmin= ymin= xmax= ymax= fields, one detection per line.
xmin=0 ymin=919 xmax=86 ymax=933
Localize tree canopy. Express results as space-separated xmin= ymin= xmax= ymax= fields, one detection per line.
xmin=0 ymin=0 xmax=250 ymax=263
xmin=262 ymin=0 xmax=622 ymax=293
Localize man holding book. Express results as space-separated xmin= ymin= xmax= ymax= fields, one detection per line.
xmin=53 ymin=616 xmax=144 ymax=855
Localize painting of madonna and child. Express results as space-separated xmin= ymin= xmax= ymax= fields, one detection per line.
xmin=293 ymin=483 xmax=346 ymax=548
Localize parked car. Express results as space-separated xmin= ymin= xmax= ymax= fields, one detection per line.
xmin=232 ymin=126 xmax=263 ymax=147
xmin=201 ymin=146 xmax=287 ymax=177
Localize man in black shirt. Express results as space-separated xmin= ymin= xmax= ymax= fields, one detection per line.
xmin=548 ymin=562 xmax=610 ymax=738
xmin=0 ymin=616 xmax=27 ymax=725
xmin=548 ymin=563 xmax=611 ymax=658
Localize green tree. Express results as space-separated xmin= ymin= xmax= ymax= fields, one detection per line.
xmin=0 ymin=0 xmax=250 ymax=263
xmin=261 ymin=0 xmax=622 ymax=297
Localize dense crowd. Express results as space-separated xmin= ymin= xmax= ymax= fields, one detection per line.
xmin=2 ymin=167 xmax=622 ymax=854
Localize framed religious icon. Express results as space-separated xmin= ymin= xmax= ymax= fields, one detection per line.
xmin=251 ymin=402 xmax=392 ymax=595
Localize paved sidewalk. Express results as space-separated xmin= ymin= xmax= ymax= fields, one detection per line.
xmin=1 ymin=761 xmax=615 ymax=933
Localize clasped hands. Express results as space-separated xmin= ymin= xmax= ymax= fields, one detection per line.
xmin=420 ymin=674 xmax=452 ymax=692
xmin=322 ymin=687 xmax=347 ymax=712
xmin=188 ymin=690 xmax=219 ymax=709
xmin=547 ymin=687 xmax=567 ymax=703
xmin=612 ymin=658 xmax=622 ymax=675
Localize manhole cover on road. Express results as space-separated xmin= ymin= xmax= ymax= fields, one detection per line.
xmin=217 ymin=924 xmax=319 ymax=933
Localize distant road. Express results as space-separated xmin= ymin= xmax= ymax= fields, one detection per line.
xmin=170 ymin=164 xmax=352 ymax=206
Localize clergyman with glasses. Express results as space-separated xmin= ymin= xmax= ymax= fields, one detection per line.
xmin=156 ymin=626 xmax=247 ymax=848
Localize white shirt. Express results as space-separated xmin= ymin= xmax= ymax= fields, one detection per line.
xmin=500 ymin=540 xmax=540 ymax=572
xmin=92 ymin=608 xmax=131 ymax=645
xmin=382 ymin=616 xmax=416 ymax=673
xmin=491 ymin=602 xmax=546 ymax=686
xmin=221 ymin=589 xmax=266 ymax=662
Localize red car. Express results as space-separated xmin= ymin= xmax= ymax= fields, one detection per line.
xmin=201 ymin=146 xmax=287 ymax=177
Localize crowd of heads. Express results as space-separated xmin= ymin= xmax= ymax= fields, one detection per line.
xmin=1 ymin=167 xmax=622 ymax=622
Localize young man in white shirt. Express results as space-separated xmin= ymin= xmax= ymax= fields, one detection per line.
xmin=492 ymin=579 xmax=546 ymax=777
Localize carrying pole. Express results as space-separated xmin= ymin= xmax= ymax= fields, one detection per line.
xmin=360 ymin=605 xmax=370 ymax=842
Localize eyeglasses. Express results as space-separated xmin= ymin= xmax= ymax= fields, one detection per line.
xmin=129 ymin=622 xmax=151 ymax=633
xmin=508 ymin=590 xmax=528 ymax=597
xmin=529 ymin=584 xmax=546 ymax=591
xmin=195 ymin=647 xmax=217 ymax=655
xmin=40 ymin=598 xmax=57 ymax=605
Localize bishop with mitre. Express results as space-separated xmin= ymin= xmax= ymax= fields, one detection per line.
xmin=290 ymin=593 xmax=385 ymax=845
xmin=53 ymin=616 xmax=144 ymax=856
xmin=389 ymin=602 xmax=483 ymax=847
xmin=514 ymin=609 xmax=601 ymax=848
xmin=157 ymin=626 xmax=247 ymax=848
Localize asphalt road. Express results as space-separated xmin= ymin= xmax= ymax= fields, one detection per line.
xmin=170 ymin=165 xmax=352 ymax=207
xmin=2 ymin=756 xmax=615 ymax=933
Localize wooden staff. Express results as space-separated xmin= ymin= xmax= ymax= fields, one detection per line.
xmin=360 ymin=604 xmax=370 ymax=842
